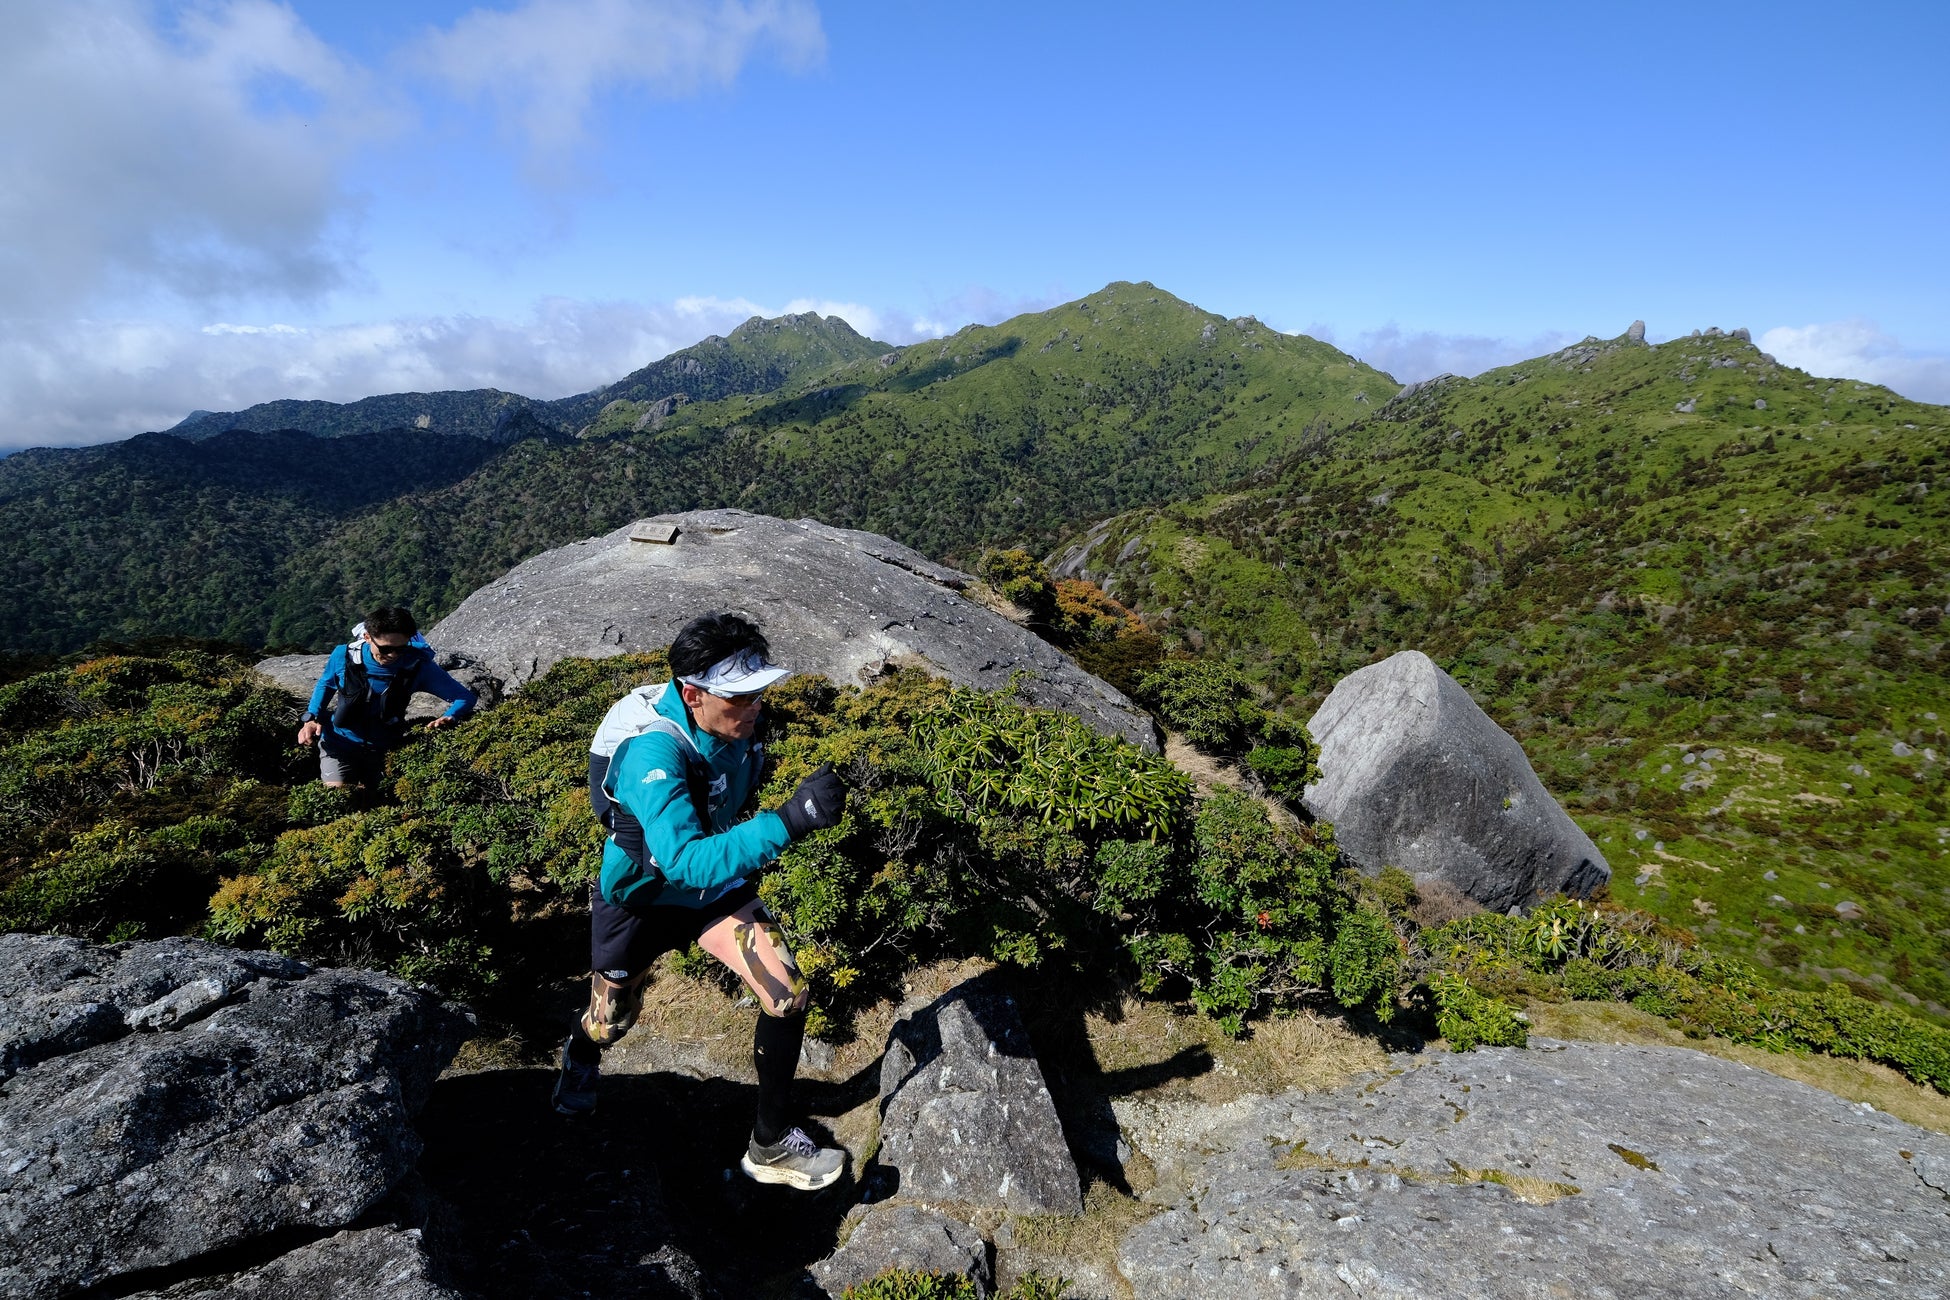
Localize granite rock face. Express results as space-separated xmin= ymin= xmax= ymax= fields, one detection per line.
xmin=877 ymin=973 xmax=1083 ymax=1215
xmin=810 ymin=1204 xmax=991 ymax=1298
xmin=1303 ymin=650 xmax=1608 ymax=909
xmin=0 ymin=934 xmax=472 ymax=1300
xmin=422 ymin=510 xmax=1154 ymax=747
xmin=1115 ymin=1039 xmax=1950 ymax=1300
xmin=127 ymin=1225 xmax=465 ymax=1300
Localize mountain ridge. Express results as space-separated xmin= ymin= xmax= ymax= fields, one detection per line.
xmin=164 ymin=311 xmax=893 ymax=443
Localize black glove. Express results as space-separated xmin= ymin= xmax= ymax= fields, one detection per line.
xmin=776 ymin=763 xmax=846 ymax=838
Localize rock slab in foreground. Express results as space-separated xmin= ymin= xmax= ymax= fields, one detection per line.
xmin=877 ymin=973 xmax=1082 ymax=1215
xmin=421 ymin=509 xmax=1156 ymax=748
xmin=128 ymin=1225 xmax=465 ymax=1299
xmin=1303 ymin=649 xmax=1608 ymax=909
xmin=0 ymin=934 xmax=472 ymax=1300
xmin=810 ymin=1204 xmax=991 ymax=1298
xmin=1117 ymin=1038 xmax=1950 ymax=1299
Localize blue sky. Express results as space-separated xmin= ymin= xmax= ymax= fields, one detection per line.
xmin=4 ymin=0 xmax=1946 ymax=448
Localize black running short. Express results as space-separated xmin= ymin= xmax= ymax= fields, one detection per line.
xmin=588 ymin=882 xmax=760 ymax=977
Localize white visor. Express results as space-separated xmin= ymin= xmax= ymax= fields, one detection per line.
xmin=678 ymin=647 xmax=792 ymax=697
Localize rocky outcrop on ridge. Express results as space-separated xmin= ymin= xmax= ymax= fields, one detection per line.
xmin=875 ymin=973 xmax=1082 ymax=1215
xmin=1303 ymin=649 xmax=1608 ymax=910
xmin=1113 ymin=1038 xmax=1950 ymax=1299
xmin=0 ymin=934 xmax=471 ymax=1300
xmin=257 ymin=510 xmax=1155 ymax=749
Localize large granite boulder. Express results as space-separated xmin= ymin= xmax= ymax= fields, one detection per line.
xmin=418 ymin=510 xmax=1152 ymax=747
xmin=876 ymin=973 xmax=1082 ymax=1215
xmin=809 ymin=1204 xmax=991 ymax=1298
xmin=1303 ymin=650 xmax=1607 ymax=910
xmin=0 ymin=934 xmax=472 ymax=1300
xmin=1115 ymin=1039 xmax=1950 ymax=1299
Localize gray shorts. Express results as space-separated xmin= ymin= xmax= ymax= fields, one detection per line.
xmin=319 ymin=746 xmax=383 ymax=789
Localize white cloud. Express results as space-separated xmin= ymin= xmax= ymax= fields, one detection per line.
xmin=0 ymin=0 xmax=393 ymax=316
xmin=0 ymin=284 xmax=1081 ymax=448
xmin=1760 ymin=319 xmax=1950 ymax=406
xmin=1298 ymin=322 xmax=1580 ymax=385
xmin=414 ymin=0 xmax=825 ymax=171
xmin=0 ymin=296 xmax=771 ymax=449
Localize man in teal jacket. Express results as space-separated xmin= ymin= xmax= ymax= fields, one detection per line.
xmin=554 ymin=612 xmax=849 ymax=1193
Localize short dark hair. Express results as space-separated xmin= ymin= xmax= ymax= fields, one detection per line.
xmin=669 ymin=612 xmax=768 ymax=679
xmin=365 ymin=606 xmax=418 ymax=637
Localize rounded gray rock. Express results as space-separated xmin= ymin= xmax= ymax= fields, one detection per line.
xmin=1303 ymin=650 xmax=1608 ymax=910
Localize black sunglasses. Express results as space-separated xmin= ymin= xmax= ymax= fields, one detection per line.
xmin=367 ymin=640 xmax=413 ymax=660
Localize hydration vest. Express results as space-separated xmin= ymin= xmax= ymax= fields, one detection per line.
xmin=328 ymin=646 xmax=425 ymax=739
xmin=598 ymin=717 xmax=715 ymax=888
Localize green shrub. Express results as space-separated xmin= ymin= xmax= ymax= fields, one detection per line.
xmin=1243 ymin=744 xmax=1317 ymax=801
xmin=978 ymin=549 xmax=1059 ymax=624
xmin=1134 ymin=660 xmax=1312 ymax=769
xmin=1411 ymin=898 xmax=1950 ymax=1090
xmin=288 ymin=781 xmax=358 ymax=827
xmin=1433 ymin=973 xmax=1529 ymax=1050
xmin=841 ymin=1270 xmax=1069 ymax=1300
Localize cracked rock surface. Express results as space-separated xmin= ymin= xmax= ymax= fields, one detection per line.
xmin=261 ymin=509 xmax=1155 ymax=749
xmin=1113 ymin=1038 xmax=1950 ymax=1299
xmin=0 ymin=934 xmax=472 ymax=1300
xmin=126 ymin=1225 xmax=466 ymax=1299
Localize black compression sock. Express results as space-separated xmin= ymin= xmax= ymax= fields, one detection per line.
xmin=567 ymin=1021 xmax=602 ymax=1067
xmin=751 ymin=1008 xmax=807 ymax=1146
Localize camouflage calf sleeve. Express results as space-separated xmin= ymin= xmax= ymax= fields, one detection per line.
xmin=579 ymin=969 xmax=651 ymax=1044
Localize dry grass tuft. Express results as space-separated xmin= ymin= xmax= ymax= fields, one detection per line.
xmin=1009 ymin=1181 xmax=1155 ymax=1298
xmin=1083 ymin=996 xmax=1390 ymax=1105
xmin=1525 ymin=998 xmax=1950 ymax=1135
xmin=1446 ymin=1162 xmax=1581 ymax=1204
xmin=443 ymin=1033 xmax=534 ymax=1074
xmin=1272 ymin=1139 xmax=1365 ymax=1173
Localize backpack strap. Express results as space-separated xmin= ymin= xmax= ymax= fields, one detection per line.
xmin=328 ymin=646 xmax=423 ymax=736
xmin=607 ymin=718 xmax=714 ymax=885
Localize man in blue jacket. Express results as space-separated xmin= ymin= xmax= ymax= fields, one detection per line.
xmin=554 ymin=612 xmax=849 ymax=1193
xmin=297 ymin=606 xmax=478 ymax=792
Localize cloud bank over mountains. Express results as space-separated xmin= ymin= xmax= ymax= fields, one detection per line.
xmin=0 ymin=3 xmax=1939 ymax=450
xmin=1761 ymin=320 xmax=1950 ymax=407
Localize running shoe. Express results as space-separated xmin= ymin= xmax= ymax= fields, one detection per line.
xmin=740 ymin=1126 xmax=845 ymax=1190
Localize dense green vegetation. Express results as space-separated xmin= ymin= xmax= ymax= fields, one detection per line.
xmin=2 ymin=285 xmax=1391 ymax=651
xmin=1058 ymin=327 xmax=1950 ymax=1023
xmin=0 ymin=428 xmax=508 ymax=651
xmin=9 ymin=643 xmax=1948 ymax=1096
xmin=0 ymin=648 xmax=305 ymax=940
